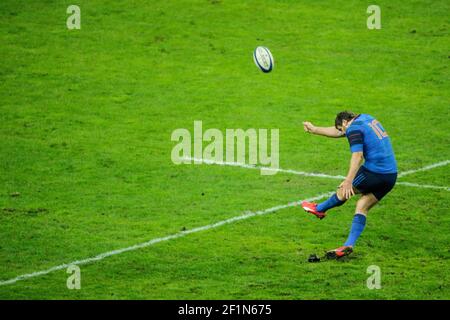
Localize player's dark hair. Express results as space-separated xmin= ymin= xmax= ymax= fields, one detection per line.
xmin=335 ymin=111 xmax=357 ymax=129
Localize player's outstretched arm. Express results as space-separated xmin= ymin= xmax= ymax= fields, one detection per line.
xmin=303 ymin=122 xmax=344 ymax=138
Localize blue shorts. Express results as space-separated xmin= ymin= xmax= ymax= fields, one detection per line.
xmin=352 ymin=166 xmax=397 ymax=201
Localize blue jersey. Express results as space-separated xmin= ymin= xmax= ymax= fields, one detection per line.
xmin=346 ymin=114 xmax=397 ymax=174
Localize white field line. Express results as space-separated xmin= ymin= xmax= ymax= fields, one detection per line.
xmin=396 ymin=182 xmax=450 ymax=191
xmin=185 ymin=157 xmax=450 ymax=191
xmin=0 ymin=192 xmax=333 ymax=287
xmin=397 ymin=160 xmax=450 ymax=178
xmin=183 ymin=157 xmax=345 ymax=180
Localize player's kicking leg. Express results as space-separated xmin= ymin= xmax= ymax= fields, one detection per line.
xmin=301 ymin=185 xmax=354 ymax=219
xmin=301 ymin=165 xmax=371 ymax=219
xmin=326 ymin=193 xmax=378 ymax=259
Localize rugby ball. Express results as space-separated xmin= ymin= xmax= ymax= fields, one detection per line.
xmin=253 ymin=46 xmax=274 ymax=73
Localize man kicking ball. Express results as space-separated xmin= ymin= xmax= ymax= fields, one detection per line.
xmin=302 ymin=111 xmax=397 ymax=259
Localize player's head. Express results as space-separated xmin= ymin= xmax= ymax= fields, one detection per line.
xmin=335 ymin=111 xmax=357 ymax=133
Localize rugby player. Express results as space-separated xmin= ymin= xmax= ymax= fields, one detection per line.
xmin=302 ymin=111 xmax=397 ymax=259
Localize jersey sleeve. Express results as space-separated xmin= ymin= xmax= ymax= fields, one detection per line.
xmin=346 ymin=128 xmax=364 ymax=153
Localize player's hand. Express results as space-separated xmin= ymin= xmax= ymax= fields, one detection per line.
xmin=339 ymin=179 xmax=355 ymax=200
xmin=303 ymin=122 xmax=316 ymax=134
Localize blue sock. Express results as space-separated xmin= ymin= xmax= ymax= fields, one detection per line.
xmin=344 ymin=214 xmax=367 ymax=247
xmin=316 ymin=193 xmax=346 ymax=212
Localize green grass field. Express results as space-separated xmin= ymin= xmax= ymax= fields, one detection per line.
xmin=0 ymin=0 xmax=449 ymax=299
